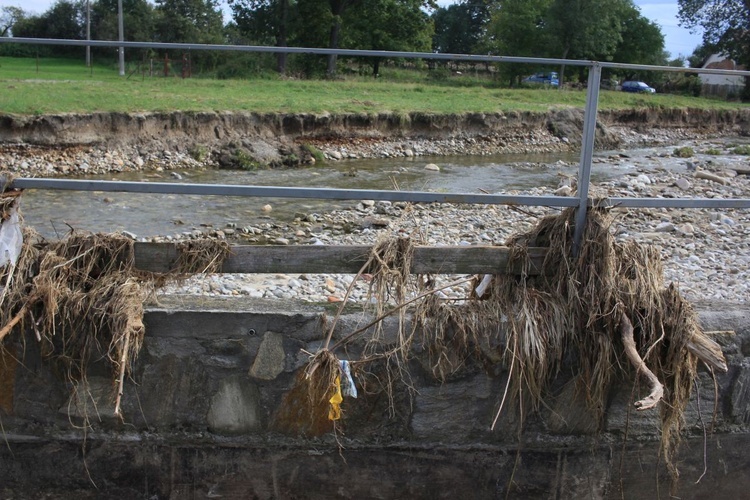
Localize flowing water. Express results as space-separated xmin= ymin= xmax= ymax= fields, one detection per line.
xmin=19 ymin=150 xmax=645 ymax=240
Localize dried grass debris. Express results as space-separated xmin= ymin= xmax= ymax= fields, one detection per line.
xmin=0 ymin=201 xmax=231 ymax=422
xmin=284 ymin=206 xmax=723 ymax=488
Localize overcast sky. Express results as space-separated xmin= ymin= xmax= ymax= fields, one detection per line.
xmin=7 ymin=0 xmax=704 ymax=58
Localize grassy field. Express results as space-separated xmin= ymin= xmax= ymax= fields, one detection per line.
xmin=1 ymin=56 xmax=748 ymax=115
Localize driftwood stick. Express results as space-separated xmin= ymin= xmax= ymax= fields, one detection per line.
xmin=0 ymin=304 xmax=27 ymax=342
xmin=695 ymin=170 xmax=730 ymax=185
xmin=621 ymin=313 xmax=664 ymax=410
xmin=687 ymin=332 xmax=728 ymax=373
xmin=474 ymin=274 xmax=493 ymax=298
xmin=113 ymin=329 xmax=132 ymax=419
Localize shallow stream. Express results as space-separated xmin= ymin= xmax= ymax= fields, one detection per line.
xmin=16 ymin=141 xmax=734 ymax=240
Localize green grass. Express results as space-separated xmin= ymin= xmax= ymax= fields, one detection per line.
xmin=1 ymin=56 xmax=748 ymax=115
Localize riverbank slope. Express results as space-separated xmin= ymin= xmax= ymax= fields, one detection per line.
xmin=1 ymin=108 xmax=749 ymax=174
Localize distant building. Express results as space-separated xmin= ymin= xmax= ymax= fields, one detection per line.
xmin=700 ymin=54 xmax=745 ymax=98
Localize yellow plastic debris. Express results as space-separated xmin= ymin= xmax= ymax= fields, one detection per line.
xmin=328 ymin=376 xmax=343 ymax=421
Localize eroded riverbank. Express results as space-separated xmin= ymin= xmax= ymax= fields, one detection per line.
xmin=1 ymin=107 xmax=749 ymax=172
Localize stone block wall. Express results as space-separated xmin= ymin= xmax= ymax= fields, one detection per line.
xmin=1 ymin=297 xmax=750 ymax=499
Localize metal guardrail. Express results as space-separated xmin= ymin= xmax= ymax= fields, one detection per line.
xmin=3 ymin=38 xmax=750 ymax=77
xmin=2 ymin=37 xmax=750 ymax=253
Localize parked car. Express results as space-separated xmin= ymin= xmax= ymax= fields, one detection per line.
xmin=621 ymin=81 xmax=656 ymax=93
xmin=522 ymin=72 xmax=559 ymax=86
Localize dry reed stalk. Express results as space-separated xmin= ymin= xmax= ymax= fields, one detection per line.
xmin=173 ymin=239 xmax=232 ymax=274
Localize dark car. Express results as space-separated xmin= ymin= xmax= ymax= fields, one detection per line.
xmin=621 ymin=81 xmax=655 ymax=93
xmin=522 ymin=72 xmax=559 ymax=86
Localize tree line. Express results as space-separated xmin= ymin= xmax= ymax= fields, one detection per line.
xmin=0 ymin=0 xmax=747 ymax=91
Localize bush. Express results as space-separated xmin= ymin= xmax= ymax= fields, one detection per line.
xmin=236 ymin=149 xmax=262 ymax=170
xmin=673 ymin=146 xmax=695 ymax=158
xmin=732 ymin=145 xmax=750 ymax=155
xmin=0 ymin=43 xmax=51 ymax=58
xmin=703 ymin=148 xmax=722 ymax=155
xmin=301 ymin=144 xmax=325 ymax=163
xmin=189 ymin=145 xmax=209 ymax=162
xmin=215 ymin=53 xmax=275 ymax=80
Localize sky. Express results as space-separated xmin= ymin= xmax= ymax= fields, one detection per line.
xmin=7 ymin=0 xmax=705 ymax=59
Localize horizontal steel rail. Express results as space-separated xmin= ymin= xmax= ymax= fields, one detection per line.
xmin=8 ymin=178 xmax=750 ymax=210
xmin=2 ymin=37 xmax=750 ymax=76
xmin=597 ymin=197 xmax=750 ymax=209
xmin=8 ymin=178 xmax=580 ymax=207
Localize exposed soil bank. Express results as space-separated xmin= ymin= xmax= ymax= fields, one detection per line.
xmin=1 ymin=108 xmax=749 ymax=168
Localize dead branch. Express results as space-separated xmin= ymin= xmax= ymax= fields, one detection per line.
xmin=113 ymin=330 xmax=130 ymax=419
xmin=474 ymin=274 xmax=493 ymax=298
xmin=687 ymin=332 xmax=728 ymax=373
xmin=695 ymin=170 xmax=730 ymax=185
xmin=621 ymin=313 xmax=664 ymax=410
xmin=0 ymin=304 xmax=27 ymax=342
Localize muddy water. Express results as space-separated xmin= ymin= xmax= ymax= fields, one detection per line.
xmin=18 ymin=149 xmax=659 ymax=240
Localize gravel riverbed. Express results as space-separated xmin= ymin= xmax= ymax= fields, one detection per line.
xmin=161 ymin=139 xmax=750 ymax=305
xmin=2 ymin=133 xmax=750 ymax=304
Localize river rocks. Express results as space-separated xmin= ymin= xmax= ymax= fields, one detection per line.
xmin=155 ymin=139 xmax=750 ymax=305
xmin=424 ymin=163 xmax=440 ymax=171
xmin=0 ymin=143 xmax=207 ymax=176
xmin=3 ymin=132 xmax=750 ymax=305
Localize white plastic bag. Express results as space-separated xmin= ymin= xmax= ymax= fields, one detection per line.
xmin=0 ymin=204 xmax=23 ymax=268
xmin=339 ymin=359 xmax=358 ymax=398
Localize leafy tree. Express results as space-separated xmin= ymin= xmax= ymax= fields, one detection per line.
xmin=229 ymin=0 xmax=293 ymax=73
xmin=11 ymin=0 xmax=86 ymax=56
xmin=154 ymin=0 xmax=224 ymax=44
xmin=611 ymin=3 xmax=665 ymax=66
xmin=0 ymin=6 xmax=25 ymax=37
xmin=668 ymin=55 xmax=687 ymax=67
xmin=12 ymin=0 xmax=84 ymax=40
xmin=325 ymin=0 xmax=360 ymax=77
xmin=678 ymin=0 xmax=749 ymax=99
xmin=343 ymin=0 xmax=433 ymax=76
xmin=545 ymin=0 xmax=627 ymax=84
xmin=432 ymin=0 xmax=491 ymax=54
xmin=296 ymin=0 xmax=436 ymax=77
xmin=678 ymin=0 xmax=749 ymax=65
xmin=287 ymin=0 xmax=330 ymax=75
xmin=91 ymin=0 xmax=156 ymax=44
xmin=483 ymin=0 xmax=552 ymax=85
xmin=154 ymin=0 xmax=225 ymax=71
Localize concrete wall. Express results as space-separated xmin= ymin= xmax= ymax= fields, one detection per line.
xmin=1 ymin=296 xmax=750 ymax=499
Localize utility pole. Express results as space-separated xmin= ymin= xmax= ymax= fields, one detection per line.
xmin=117 ymin=0 xmax=124 ymax=76
xmin=86 ymin=0 xmax=91 ymax=67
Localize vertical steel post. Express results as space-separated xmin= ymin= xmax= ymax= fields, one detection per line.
xmin=573 ymin=62 xmax=602 ymax=255
xmin=117 ymin=0 xmax=125 ymax=76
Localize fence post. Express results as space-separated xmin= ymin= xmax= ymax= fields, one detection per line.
xmin=573 ymin=62 xmax=602 ymax=256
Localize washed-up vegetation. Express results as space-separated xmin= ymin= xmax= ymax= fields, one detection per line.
xmin=0 ymin=188 xmax=230 ymax=424
xmin=273 ymin=206 xmax=726 ymax=491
